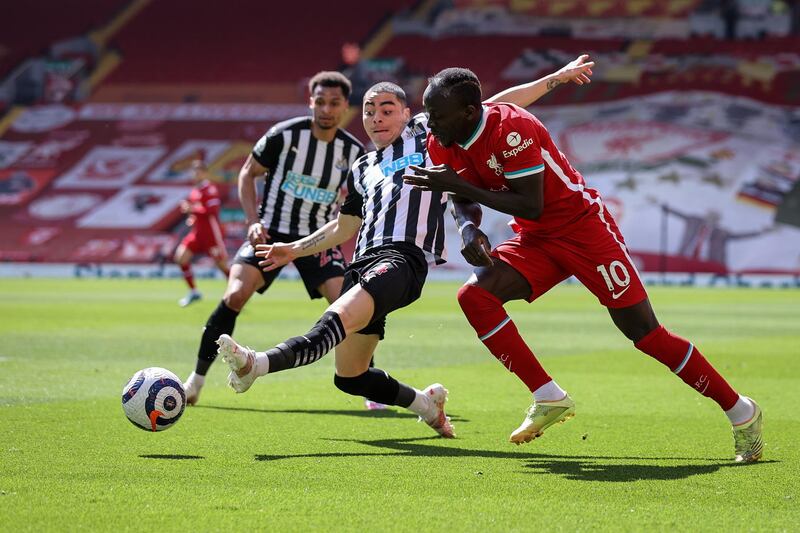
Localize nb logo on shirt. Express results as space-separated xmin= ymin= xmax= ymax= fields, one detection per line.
xmin=381 ymin=152 xmax=424 ymax=177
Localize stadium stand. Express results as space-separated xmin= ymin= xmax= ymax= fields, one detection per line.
xmin=0 ymin=0 xmax=128 ymax=79
xmin=379 ymin=0 xmax=800 ymax=105
xmin=104 ymin=0 xmax=405 ymax=84
xmin=93 ymin=0 xmax=416 ymax=103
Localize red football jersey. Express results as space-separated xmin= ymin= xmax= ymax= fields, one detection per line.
xmin=186 ymin=180 xmax=222 ymax=232
xmin=427 ymin=102 xmax=602 ymax=236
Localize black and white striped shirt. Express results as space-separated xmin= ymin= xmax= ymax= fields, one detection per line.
xmin=340 ymin=113 xmax=447 ymax=265
xmin=252 ymin=117 xmax=365 ymax=236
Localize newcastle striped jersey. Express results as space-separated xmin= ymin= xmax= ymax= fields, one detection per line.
xmin=340 ymin=113 xmax=447 ymax=265
xmin=252 ymin=117 xmax=365 ymax=236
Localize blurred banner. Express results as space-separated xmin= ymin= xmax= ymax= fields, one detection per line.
xmin=0 ymin=103 xmax=305 ymax=263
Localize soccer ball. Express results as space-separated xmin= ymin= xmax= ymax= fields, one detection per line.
xmin=121 ymin=367 xmax=186 ymax=432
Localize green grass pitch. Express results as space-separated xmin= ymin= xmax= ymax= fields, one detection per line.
xmin=1 ymin=278 xmax=798 ymax=531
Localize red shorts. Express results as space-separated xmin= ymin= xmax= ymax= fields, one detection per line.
xmin=181 ymin=228 xmax=226 ymax=259
xmin=492 ymin=212 xmax=647 ymax=308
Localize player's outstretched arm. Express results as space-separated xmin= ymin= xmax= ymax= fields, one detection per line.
xmin=255 ymin=214 xmax=361 ymax=272
xmin=485 ymin=54 xmax=594 ymax=108
xmin=238 ymin=154 xmax=269 ymax=245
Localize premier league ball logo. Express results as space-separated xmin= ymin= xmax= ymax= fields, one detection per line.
xmin=121 ymin=367 xmax=186 ymax=432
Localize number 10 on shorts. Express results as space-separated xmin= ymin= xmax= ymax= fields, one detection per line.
xmin=597 ymin=261 xmax=631 ymax=292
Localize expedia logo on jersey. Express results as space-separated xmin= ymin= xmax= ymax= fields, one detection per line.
xmin=486 ymin=153 xmax=504 ymax=176
xmin=502 ymin=137 xmax=534 ymax=159
xmin=381 ymin=152 xmax=424 ymax=177
xmin=281 ymin=171 xmax=337 ymax=204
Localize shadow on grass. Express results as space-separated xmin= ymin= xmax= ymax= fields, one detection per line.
xmin=195 ymin=404 xmax=469 ymax=422
xmin=139 ymin=454 xmax=204 ymax=460
xmin=254 ymin=437 xmax=776 ymax=482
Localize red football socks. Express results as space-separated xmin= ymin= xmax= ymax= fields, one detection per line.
xmin=457 ymin=284 xmax=551 ymax=392
xmin=180 ymin=263 xmax=196 ymax=290
xmin=635 ymin=325 xmax=739 ymax=410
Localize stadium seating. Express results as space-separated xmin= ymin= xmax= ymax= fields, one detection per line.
xmin=103 ymin=0 xmax=414 ymax=85
xmin=379 ymin=35 xmax=628 ymax=100
xmin=0 ymin=0 xmax=127 ymax=79
xmin=377 ymin=32 xmax=800 ymax=105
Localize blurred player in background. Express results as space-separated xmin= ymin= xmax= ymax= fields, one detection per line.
xmin=403 ymin=67 xmax=763 ymax=462
xmin=213 ymin=57 xmax=595 ymax=438
xmin=183 ymin=72 xmax=366 ymax=406
xmin=174 ymin=157 xmax=229 ymax=307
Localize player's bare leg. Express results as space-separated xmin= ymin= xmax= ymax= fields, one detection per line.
xmin=212 ymin=250 xmax=230 ymax=279
xmin=316 ymin=276 xmax=344 ymax=304
xmin=609 ymin=298 xmax=762 ymax=462
xmin=458 ymin=259 xmax=572 ymax=443
xmin=175 ymin=244 xmax=201 ymax=307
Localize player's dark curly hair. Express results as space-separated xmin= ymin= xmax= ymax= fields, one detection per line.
xmin=428 ymin=68 xmax=482 ymax=107
xmin=309 ymin=71 xmax=352 ymax=99
xmin=364 ymin=82 xmax=407 ymax=106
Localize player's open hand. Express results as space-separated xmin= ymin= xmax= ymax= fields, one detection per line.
xmin=403 ymin=164 xmax=462 ymax=193
xmin=255 ymin=242 xmax=294 ymax=272
xmin=555 ymin=54 xmax=594 ymax=86
xmin=460 ymin=225 xmax=493 ymax=267
xmin=247 ymin=222 xmax=269 ymax=246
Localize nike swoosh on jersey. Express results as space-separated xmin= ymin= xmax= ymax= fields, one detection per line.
xmin=455 ymin=168 xmax=467 ymax=175
xmin=611 ymin=286 xmax=631 ymax=299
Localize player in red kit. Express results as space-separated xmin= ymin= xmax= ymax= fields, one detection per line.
xmin=174 ymin=157 xmax=230 ymax=307
xmin=403 ymin=67 xmax=763 ymax=462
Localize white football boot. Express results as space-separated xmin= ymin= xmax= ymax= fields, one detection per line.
xmin=419 ymin=383 xmax=455 ymax=438
xmin=183 ymin=377 xmax=202 ymax=406
xmin=179 ymin=290 xmax=202 ymax=307
xmin=217 ymin=334 xmax=257 ymax=393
